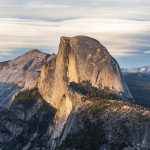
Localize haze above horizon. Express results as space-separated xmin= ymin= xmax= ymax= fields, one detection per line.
xmin=0 ymin=0 xmax=150 ymax=68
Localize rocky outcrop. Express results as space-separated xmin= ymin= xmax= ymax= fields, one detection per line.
xmin=38 ymin=36 xmax=132 ymax=108
xmin=0 ymin=49 xmax=55 ymax=107
xmin=59 ymin=99 xmax=150 ymax=150
xmin=0 ymin=88 xmax=56 ymax=150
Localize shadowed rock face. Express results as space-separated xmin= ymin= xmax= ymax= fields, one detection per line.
xmin=0 ymin=49 xmax=55 ymax=106
xmin=0 ymin=88 xmax=57 ymax=150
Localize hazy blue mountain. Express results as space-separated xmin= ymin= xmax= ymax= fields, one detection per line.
xmin=122 ymin=66 xmax=150 ymax=108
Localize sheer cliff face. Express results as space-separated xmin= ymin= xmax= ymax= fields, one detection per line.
xmin=38 ymin=36 xmax=132 ymax=108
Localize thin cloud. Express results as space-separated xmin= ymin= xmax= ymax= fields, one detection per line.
xmin=0 ymin=0 xmax=149 ymax=67
xmin=144 ymin=51 xmax=150 ymax=54
xmin=0 ymin=17 xmax=150 ymax=59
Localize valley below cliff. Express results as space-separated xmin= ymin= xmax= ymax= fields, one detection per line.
xmin=123 ymin=68 xmax=150 ymax=108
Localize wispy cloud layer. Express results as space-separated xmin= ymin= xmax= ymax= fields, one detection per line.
xmin=0 ymin=0 xmax=150 ymax=67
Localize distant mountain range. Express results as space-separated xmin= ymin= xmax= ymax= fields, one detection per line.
xmin=122 ymin=66 xmax=150 ymax=74
xmin=122 ymin=66 xmax=150 ymax=108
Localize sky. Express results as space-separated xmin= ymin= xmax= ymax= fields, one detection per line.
xmin=0 ymin=0 xmax=150 ymax=68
